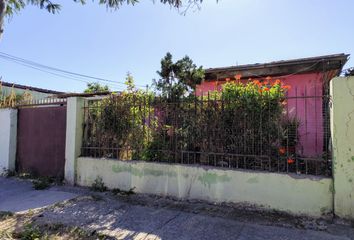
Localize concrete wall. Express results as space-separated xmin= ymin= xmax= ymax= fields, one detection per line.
xmin=0 ymin=109 xmax=17 ymax=175
xmin=330 ymin=76 xmax=354 ymax=220
xmin=64 ymin=97 xmax=85 ymax=185
xmin=77 ymin=157 xmax=333 ymax=217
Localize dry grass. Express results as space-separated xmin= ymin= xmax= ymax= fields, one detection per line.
xmin=0 ymin=83 xmax=33 ymax=108
xmin=0 ymin=210 xmax=110 ymax=240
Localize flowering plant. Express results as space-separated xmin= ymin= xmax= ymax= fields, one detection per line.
xmin=192 ymin=77 xmax=292 ymax=165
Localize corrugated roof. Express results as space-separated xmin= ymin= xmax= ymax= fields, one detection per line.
xmin=204 ymin=53 xmax=349 ymax=80
xmin=0 ymin=81 xmax=63 ymax=94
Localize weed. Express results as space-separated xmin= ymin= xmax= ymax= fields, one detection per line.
xmin=1 ymin=168 xmax=16 ymax=178
xmin=32 ymin=177 xmax=52 ymax=190
xmin=15 ymin=224 xmax=41 ymax=240
xmin=91 ymin=176 xmax=107 ymax=192
xmin=18 ymin=172 xmax=33 ymax=179
xmin=111 ymin=187 xmax=136 ymax=196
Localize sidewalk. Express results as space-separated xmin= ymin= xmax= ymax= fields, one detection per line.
xmin=0 ymin=177 xmax=353 ymax=240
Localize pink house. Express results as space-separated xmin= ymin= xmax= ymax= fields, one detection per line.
xmin=196 ymin=54 xmax=349 ymax=158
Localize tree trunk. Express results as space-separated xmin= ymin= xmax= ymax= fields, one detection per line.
xmin=0 ymin=0 xmax=6 ymax=40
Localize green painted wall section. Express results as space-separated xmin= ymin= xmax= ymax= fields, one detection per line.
xmin=77 ymin=157 xmax=333 ymax=217
xmin=198 ymin=172 xmax=231 ymax=188
xmin=331 ymin=77 xmax=354 ymax=220
xmin=112 ymin=164 xmax=177 ymax=178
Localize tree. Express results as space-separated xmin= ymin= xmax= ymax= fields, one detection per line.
xmin=0 ymin=0 xmax=209 ymax=39
xmin=84 ymin=82 xmax=110 ymax=93
xmin=154 ymin=52 xmax=204 ymax=99
xmin=125 ymin=72 xmax=135 ymax=93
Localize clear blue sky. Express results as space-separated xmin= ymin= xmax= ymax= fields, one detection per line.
xmin=0 ymin=0 xmax=353 ymax=92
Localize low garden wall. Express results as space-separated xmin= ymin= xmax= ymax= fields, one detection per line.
xmin=76 ymin=157 xmax=333 ymax=217
xmin=66 ymin=76 xmax=354 ymax=219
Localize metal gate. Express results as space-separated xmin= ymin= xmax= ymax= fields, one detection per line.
xmin=17 ymin=103 xmax=67 ymax=178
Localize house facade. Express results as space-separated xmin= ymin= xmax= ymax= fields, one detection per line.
xmin=196 ymin=54 xmax=349 ymax=158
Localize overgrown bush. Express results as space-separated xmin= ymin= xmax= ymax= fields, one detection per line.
xmin=83 ymin=77 xmax=156 ymax=160
xmin=82 ymin=77 xmax=294 ymax=167
xmin=136 ymin=79 xmax=291 ymax=164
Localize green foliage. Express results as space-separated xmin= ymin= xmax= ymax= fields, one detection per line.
xmin=281 ymin=117 xmax=300 ymax=147
xmin=83 ymin=76 xmax=296 ymax=168
xmin=141 ymin=132 xmax=170 ymax=161
xmin=144 ymin=79 xmax=290 ymax=162
xmin=16 ymin=224 xmax=41 ymax=240
xmin=84 ymin=82 xmax=110 ymax=94
xmin=154 ymin=52 xmax=204 ymax=99
xmin=84 ymin=74 xmax=156 ymax=160
xmin=91 ymin=176 xmax=107 ymax=192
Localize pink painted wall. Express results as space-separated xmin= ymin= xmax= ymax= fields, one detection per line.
xmin=196 ymin=72 xmax=327 ymax=158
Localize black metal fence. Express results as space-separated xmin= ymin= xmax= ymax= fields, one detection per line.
xmin=81 ymin=92 xmax=332 ymax=176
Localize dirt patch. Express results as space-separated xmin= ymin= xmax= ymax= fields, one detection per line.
xmin=0 ymin=208 xmax=113 ymax=240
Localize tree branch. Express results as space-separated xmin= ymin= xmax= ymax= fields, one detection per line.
xmin=0 ymin=0 xmax=7 ymax=39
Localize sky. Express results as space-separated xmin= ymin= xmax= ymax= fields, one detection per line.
xmin=0 ymin=0 xmax=353 ymax=93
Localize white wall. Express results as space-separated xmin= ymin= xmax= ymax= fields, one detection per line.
xmin=77 ymin=157 xmax=333 ymax=217
xmin=0 ymin=109 xmax=17 ymax=175
xmin=65 ymin=97 xmax=84 ymax=185
xmin=330 ymin=76 xmax=354 ymax=220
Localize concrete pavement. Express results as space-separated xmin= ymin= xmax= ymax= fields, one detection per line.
xmin=0 ymin=177 xmax=77 ymax=212
xmin=1 ymin=177 xmax=353 ymax=239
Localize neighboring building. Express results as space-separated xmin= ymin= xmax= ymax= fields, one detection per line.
xmin=196 ymin=54 xmax=349 ymax=158
xmin=0 ymin=81 xmax=62 ymax=100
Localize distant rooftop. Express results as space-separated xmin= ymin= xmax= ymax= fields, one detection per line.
xmin=0 ymin=81 xmax=63 ymax=94
xmin=204 ymin=53 xmax=350 ymax=81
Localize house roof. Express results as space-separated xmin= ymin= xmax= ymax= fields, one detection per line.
xmin=54 ymin=91 xmax=113 ymax=98
xmin=0 ymin=81 xmax=63 ymax=94
xmin=204 ymin=53 xmax=350 ymax=81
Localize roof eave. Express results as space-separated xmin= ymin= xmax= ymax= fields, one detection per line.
xmin=204 ymin=53 xmax=350 ymax=81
